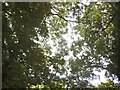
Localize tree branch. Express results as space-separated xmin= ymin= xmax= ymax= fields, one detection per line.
xmin=90 ymin=65 xmax=107 ymax=70
xmin=92 ymin=14 xmax=116 ymax=34
xmin=51 ymin=13 xmax=78 ymax=23
xmin=101 ymin=14 xmax=116 ymax=32
xmin=50 ymin=7 xmax=78 ymax=23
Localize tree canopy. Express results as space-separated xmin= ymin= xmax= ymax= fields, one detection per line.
xmin=2 ymin=1 xmax=120 ymax=89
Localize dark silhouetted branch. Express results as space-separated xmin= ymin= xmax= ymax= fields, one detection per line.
xmin=101 ymin=14 xmax=116 ymax=32
xmin=51 ymin=13 xmax=78 ymax=23
xmin=50 ymin=7 xmax=78 ymax=23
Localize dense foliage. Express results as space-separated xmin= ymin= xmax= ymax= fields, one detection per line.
xmin=2 ymin=2 xmax=120 ymax=89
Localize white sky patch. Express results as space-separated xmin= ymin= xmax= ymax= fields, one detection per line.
xmin=81 ymin=0 xmax=91 ymax=5
xmin=91 ymin=69 xmax=119 ymax=86
xmin=91 ymin=69 xmax=107 ymax=86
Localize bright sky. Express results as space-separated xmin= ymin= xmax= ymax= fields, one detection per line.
xmin=34 ymin=0 xmax=119 ymax=86
xmin=46 ymin=21 xmax=112 ymax=86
